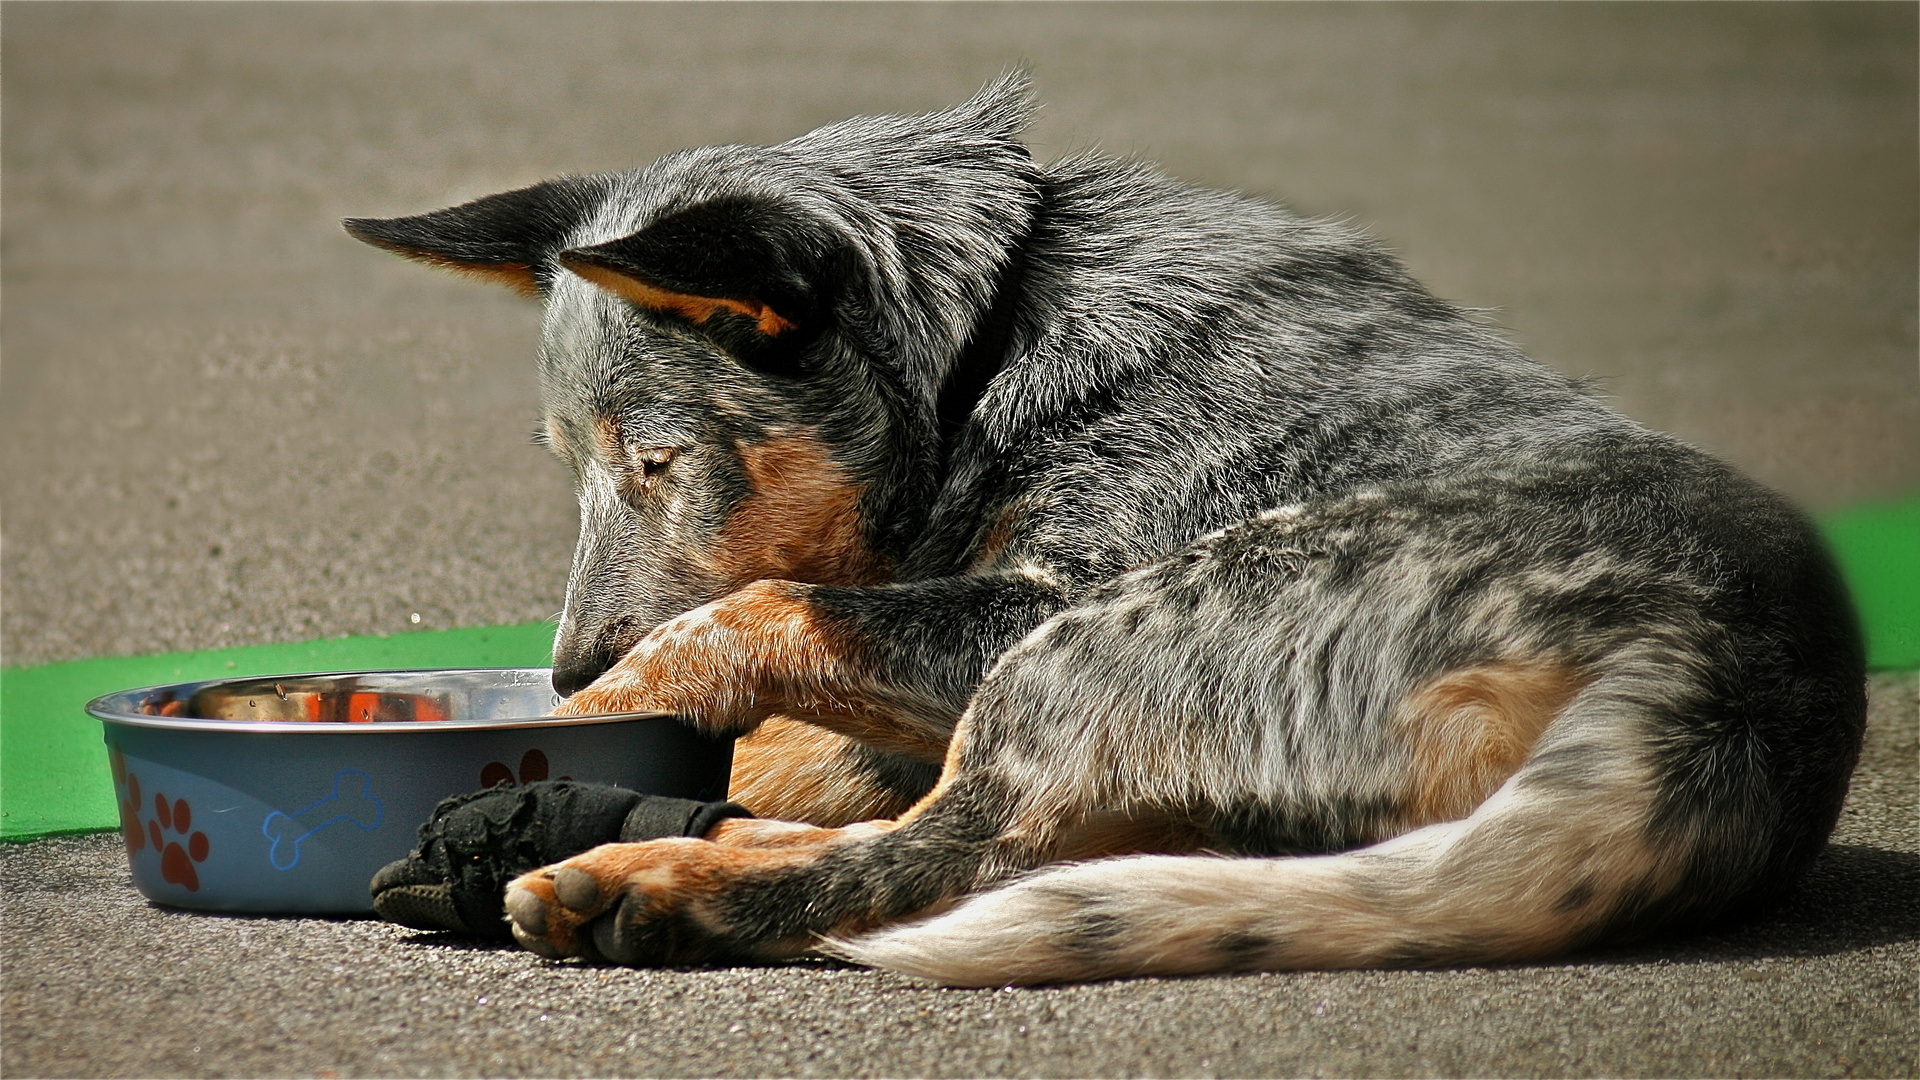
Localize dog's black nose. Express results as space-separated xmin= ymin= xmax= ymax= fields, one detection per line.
xmin=551 ymin=655 xmax=610 ymax=699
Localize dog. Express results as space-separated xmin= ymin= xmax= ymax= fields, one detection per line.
xmin=345 ymin=75 xmax=1865 ymax=985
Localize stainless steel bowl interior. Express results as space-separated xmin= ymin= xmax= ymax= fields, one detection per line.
xmin=87 ymin=668 xmax=652 ymax=732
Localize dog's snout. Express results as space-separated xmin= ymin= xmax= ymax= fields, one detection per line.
xmin=551 ymin=629 xmax=615 ymax=697
xmin=551 ymin=615 xmax=645 ymax=698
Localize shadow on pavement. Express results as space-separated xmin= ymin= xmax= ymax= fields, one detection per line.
xmin=396 ymin=930 xmax=524 ymax=953
xmin=1589 ymin=844 xmax=1920 ymax=968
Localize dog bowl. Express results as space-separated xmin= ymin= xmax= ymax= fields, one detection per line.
xmin=88 ymin=668 xmax=732 ymax=915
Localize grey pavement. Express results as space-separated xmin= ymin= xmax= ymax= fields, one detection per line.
xmin=3 ymin=4 xmax=1916 ymax=1077
xmin=1 ymin=680 xmax=1912 ymax=1078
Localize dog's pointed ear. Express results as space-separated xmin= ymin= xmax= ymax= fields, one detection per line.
xmin=343 ymin=175 xmax=608 ymax=297
xmin=557 ymin=196 xmax=846 ymax=374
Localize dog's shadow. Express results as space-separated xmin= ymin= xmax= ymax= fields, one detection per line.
xmin=1585 ymin=843 xmax=1920 ymax=967
xmin=395 ymin=929 xmax=523 ymax=953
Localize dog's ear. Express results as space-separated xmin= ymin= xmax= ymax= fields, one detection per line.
xmin=558 ymin=196 xmax=847 ymax=375
xmin=343 ymin=175 xmax=608 ymax=298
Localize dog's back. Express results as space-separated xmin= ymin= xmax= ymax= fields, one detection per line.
xmin=925 ymin=150 xmax=1650 ymax=581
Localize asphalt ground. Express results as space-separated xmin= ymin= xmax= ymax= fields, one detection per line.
xmin=1 ymin=679 xmax=1912 ymax=1078
xmin=3 ymin=4 xmax=1916 ymax=1077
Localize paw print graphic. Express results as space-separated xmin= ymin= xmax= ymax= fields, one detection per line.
xmin=478 ymin=748 xmax=570 ymax=789
xmin=109 ymin=744 xmax=210 ymax=891
xmin=111 ymin=744 xmax=144 ymax=854
xmin=151 ymin=791 xmax=210 ymax=890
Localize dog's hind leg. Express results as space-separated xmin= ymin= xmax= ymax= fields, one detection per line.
xmin=834 ymin=689 xmax=1672 ymax=983
xmin=828 ymin=486 xmax=1866 ymax=984
xmin=501 ymin=605 xmax=1669 ymax=971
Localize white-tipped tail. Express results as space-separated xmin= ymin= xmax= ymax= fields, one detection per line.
xmin=827 ymin=766 xmax=1678 ymax=986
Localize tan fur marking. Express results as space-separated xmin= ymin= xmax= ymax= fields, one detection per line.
xmin=592 ymin=415 xmax=624 ymax=462
xmin=1048 ymin=808 xmax=1214 ymax=862
xmin=728 ymin=717 xmax=926 ymax=826
xmin=556 ymin=579 xmax=950 ymax=759
xmin=439 ymin=260 xmax=542 ymax=298
xmin=1394 ymin=660 xmax=1588 ymax=826
xmin=514 ymin=827 xmax=918 ymax=958
xmin=566 ymin=261 xmax=797 ymax=336
xmin=511 ymin=838 xmax=818 ymax=954
xmin=888 ymin=717 xmax=977 ymax=828
xmin=707 ymin=434 xmax=889 ymax=589
xmin=355 ymin=235 xmax=542 ymax=297
xmin=707 ymin=814 xmax=899 ymax=851
xmin=968 ymin=503 xmax=1024 ymax=572
xmin=617 ymin=579 xmax=849 ymax=727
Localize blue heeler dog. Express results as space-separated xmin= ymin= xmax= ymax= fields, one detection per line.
xmin=347 ymin=76 xmax=1864 ymax=984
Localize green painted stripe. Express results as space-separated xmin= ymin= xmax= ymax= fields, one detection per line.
xmin=2 ymin=495 xmax=1913 ymax=844
xmin=1821 ymin=495 xmax=1920 ymax=672
xmin=1 ymin=622 xmax=555 ymax=842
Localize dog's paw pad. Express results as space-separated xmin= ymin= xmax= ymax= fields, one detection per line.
xmin=503 ymin=850 xmax=647 ymax=959
xmin=504 ymin=884 xmax=550 ymax=936
xmin=512 ymin=919 xmax=566 ymax=959
xmin=503 ymin=842 xmax=747 ymax=967
xmin=552 ymin=867 xmax=601 ymax=912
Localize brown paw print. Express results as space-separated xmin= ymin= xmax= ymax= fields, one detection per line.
xmin=111 ymin=744 xmax=145 ymax=854
xmin=479 ymin=748 xmax=570 ymax=789
xmin=110 ymin=745 xmax=210 ymax=891
xmin=152 ymin=791 xmax=211 ymax=890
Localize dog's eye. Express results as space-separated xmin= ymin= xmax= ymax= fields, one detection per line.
xmin=635 ymin=446 xmax=676 ymax=471
xmin=625 ymin=444 xmax=681 ymax=491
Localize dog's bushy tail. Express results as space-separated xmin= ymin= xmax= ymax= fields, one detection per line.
xmin=827 ymin=701 xmax=1697 ymax=985
xmin=829 ymin=797 xmax=1656 ymax=985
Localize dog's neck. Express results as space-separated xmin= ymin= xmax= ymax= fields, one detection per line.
xmin=865 ymin=191 xmax=1044 ymax=579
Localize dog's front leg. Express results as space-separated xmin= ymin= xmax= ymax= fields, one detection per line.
xmin=501 ymin=767 xmax=1034 ymax=966
xmin=554 ymin=571 xmax=1069 ymax=762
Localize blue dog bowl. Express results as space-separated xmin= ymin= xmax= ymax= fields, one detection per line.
xmin=88 ymin=668 xmax=732 ymax=915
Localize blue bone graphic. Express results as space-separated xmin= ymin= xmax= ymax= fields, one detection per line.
xmin=262 ymin=769 xmax=384 ymax=870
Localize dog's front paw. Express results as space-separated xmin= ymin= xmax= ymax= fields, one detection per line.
xmin=552 ymin=581 xmax=826 ymax=730
xmin=503 ymin=840 xmax=754 ymax=965
xmin=550 ymin=669 xmax=676 ymax=719
xmin=548 ymin=605 xmax=760 ymax=725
